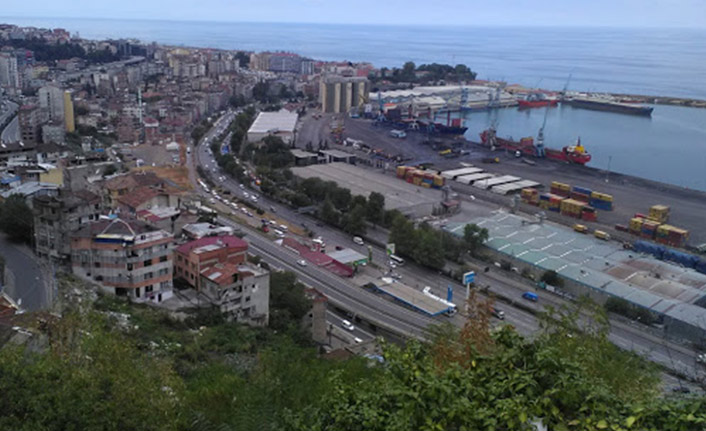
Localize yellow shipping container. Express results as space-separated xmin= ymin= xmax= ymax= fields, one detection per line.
xmin=396 ymin=166 xmax=408 ymax=177
xmin=539 ymin=200 xmax=551 ymax=210
xmin=590 ymin=191 xmax=613 ymax=202
xmin=648 ymin=205 xmax=670 ymax=223
xmin=433 ymin=175 xmax=444 ymax=186
xmin=561 ymin=198 xmax=584 ymax=214
xmin=551 ymin=181 xmax=571 ymax=191
xmin=629 ymin=217 xmax=644 ymax=230
xmin=421 ymin=182 xmax=431 ymax=188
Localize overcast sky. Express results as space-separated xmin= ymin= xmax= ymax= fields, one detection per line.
xmin=3 ymin=0 xmax=705 ymax=27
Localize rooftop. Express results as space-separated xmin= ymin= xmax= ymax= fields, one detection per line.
xmin=73 ymin=217 xmax=162 ymax=239
xmin=444 ymin=211 xmax=706 ymax=330
xmin=176 ymin=235 xmax=248 ymax=255
xmin=248 ymin=111 xmax=298 ymax=135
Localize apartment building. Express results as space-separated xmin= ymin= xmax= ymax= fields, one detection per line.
xmin=71 ymin=218 xmax=174 ymax=303
xmin=174 ymin=235 xmax=248 ymax=290
xmin=33 ymin=189 xmax=102 ymax=262
xmin=200 ymin=262 xmax=269 ymax=326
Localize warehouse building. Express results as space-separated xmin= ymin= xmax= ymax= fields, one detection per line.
xmin=246 ymin=111 xmax=298 ymax=144
xmin=320 ymin=75 xmax=370 ymax=114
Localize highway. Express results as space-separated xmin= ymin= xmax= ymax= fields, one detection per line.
xmin=0 ymin=100 xmax=19 ymax=143
xmin=190 ymin=109 xmax=705 ymax=389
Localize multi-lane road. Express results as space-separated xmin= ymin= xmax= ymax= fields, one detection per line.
xmin=190 ymin=109 xmax=704 ymax=389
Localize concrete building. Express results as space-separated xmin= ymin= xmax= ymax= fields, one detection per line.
xmin=38 ymin=86 xmax=75 ymax=132
xmin=0 ymin=140 xmax=36 ymax=162
xmin=71 ymin=218 xmax=175 ymax=303
xmin=174 ymin=235 xmax=248 ymax=290
xmin=18 ymin=104 xmax=41 ymax=145
xmin=33 ymin=189 xmax=102 ymax=262
xmin=182 ymin=222 xmax=235 ymax=240
xmin=0 ymin=52 xmax=20 ymax=89
xmin=41 ymin=124 xmax=66 ymax=145
xmin=320 ymin=76 xmax=370 ymax=114
xmin=246 ymin=111 xmax=298 ymax=144
xmin=200 ymin=262 xmax=270 ymax=326
xmin=103 ymin=171 xmax=166 ymax=207
xmin=115 ymin=185 xmax=182 ymax=215
xmin=268 ymin=52 xmax=301 ymax=73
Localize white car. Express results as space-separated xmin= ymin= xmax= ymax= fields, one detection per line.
xmin=241 ymin=207 xmax=249 ymax=214
xmin=341 ymin=320 xmax=355 ymax=331
xmin=297 ymin=259 xmax=307 ymax=267
xmin=353 ymin=236 xmax=364 ymax=246
xmin=239 ymin=184 xmax=245 ymax=189
xmin=354 ymin=337 xmax=363 ymax=344
xmin=230 ymin=202 xmax=238 ymax=209
xmin=243 ymin=192 xmax=250 ymax=198
xmin=697 ymin=353 xmax=706 ymax=364
xmin=251 ymin=196 xmax=258 ymax=203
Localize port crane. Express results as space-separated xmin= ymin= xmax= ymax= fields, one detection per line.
xmin=535 ymin=104 xmax=550 ymax=158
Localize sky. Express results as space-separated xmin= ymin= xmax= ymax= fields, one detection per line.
xmin=2 ymin=0 xmax=705 ymax=28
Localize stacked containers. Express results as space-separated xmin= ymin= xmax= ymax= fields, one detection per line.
xmin=521 ymin=188 xmax=539 ymax=205
xmin=560 ymin=198 xmax=584 ymax=218
xmin=629 ymin=217 xmax=644 ymax=235
xmin=396 ymin=166 xmax=409 ymax=179
xmin=648 ymin=205 xmax=670 ymax=223
xmin=589 ymin=191 xmax=614 ymax=211
xmin=640 ymin=219 xmax=660 ymax=239
xmin=656 ymin=225 xmax=689 ymax=247
xmin=421 ymin=172 xmax=434 ymax=188
xmin=539 ymin=193 xmax=564 ymax=212
xmin=550 ymin=181 xmax=571 ymax=198
xmin=432 ymin=174 xmax=445 ymax=188
xmin=570 ymin=185 xmax=592 ymax=203
xmin=580 ymin=207 xmax=596 ymax=222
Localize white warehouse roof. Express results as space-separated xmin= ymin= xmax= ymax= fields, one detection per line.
xmin=248 ymin=111 xmax=298 ymax=135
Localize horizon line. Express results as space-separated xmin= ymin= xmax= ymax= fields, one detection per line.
xmin=1 ymin=15 xmax=705 ymax=31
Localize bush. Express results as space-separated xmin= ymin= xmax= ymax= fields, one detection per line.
xmin=541 ymin=270 xmax=563 ymax=287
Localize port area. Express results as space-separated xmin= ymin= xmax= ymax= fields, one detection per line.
xmin=339 ymin=116 xmax=706 ymax=246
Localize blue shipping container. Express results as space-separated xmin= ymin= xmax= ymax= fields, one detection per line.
xmin=572 ymin=186 xmax=592 ymax=195
xmin=589 ymin=199 xmax=613 ymax=211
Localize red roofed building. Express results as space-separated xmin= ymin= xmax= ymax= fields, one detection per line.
xmin=174 ymin=235 xmax=248 ymax=290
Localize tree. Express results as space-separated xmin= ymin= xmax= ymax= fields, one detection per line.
xmin=366 ymin=192 xmax=385 ymax=226
xmin=319 ymin=199 xmax=339 ymax=227
xmin=269 ymin=271 xmax=312 ymax=332
xmin=329 ymin=187 xmax=351 ymax=212
xmin=462 ymin=223 xmax=488 ymax=255
xmin=413 ymin=224 xmax=445 ymax=270
xmin=0 ymin=195 xmax=33 ymax=243
xmin=342 ymin=204 xmax=367 ymax=236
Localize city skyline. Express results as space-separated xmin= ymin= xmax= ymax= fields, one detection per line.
xmin=3 ymin=0 xmax=706 ymax=28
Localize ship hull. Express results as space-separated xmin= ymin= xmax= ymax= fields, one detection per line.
xmin=479 ymin=130 xmax=591 ymax=165
xmin=418 ymin=120 xmax=468 ymax=135
xmin=518 ymin=99 xmax=558 ymax=108
xmin=564 ymin=98 xmax=653 ymax=116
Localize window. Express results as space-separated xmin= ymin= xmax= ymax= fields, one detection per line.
xmin=159 ymin=255 xmax=168 ymax=263
xmin=127 ymin=263 xmax=133 ymax=271
xmin=245 ymin=296 xmax=250 ymax=303
xmin=144 ymin=259 xmax=152 ymax=267
xmin=94 ymin=262 xmax=101 ymax=268
xmin=146 ymin=285 xmax=153 ymax=293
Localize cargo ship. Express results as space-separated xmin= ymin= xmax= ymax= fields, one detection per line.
xmin=517 ymin=92 xmax=558 ymax=108
xmin=563 ymin=96 xmax=653 ymax=116
xmin=479 ymin=128 xmax=592 ymax=165
xmin=418 ymin=115 xmax=468 ymax=135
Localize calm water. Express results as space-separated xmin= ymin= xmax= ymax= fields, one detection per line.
xmin=458 ymin=105 xmax=706 ymax=191
xmin=2 ymin=17 xmax=706 ymax=190
xmin=3 ymin=18 xmax=706 ymax=99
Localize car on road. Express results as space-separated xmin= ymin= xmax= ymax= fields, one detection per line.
xmin=239 ymin=184 xmax=245 ymax=189
xmin=273 ymin=229 xmax=285 ymax=238
xmin=269 ymin=206 xmax=276 ymax=212
xmin=492 ymin=308 xmax=505 ymax=320
xmin=278 ymin=224 xmax=288 ymax=232
xmin=341 ymin=320 xmax=355 ymax=331
xmin=353 ymin=236 xmax=364 ymax=246
xmin=240 ymin=207 xmax=249 ymax=214
xmin=243 ymin=192 xmax=250 ymax=198
xmin=697 ymin=353 xmax=706 ymax=364
xmin=354 ymin=337 xmax=363 ymax=344
xmin=390 ymin=272 xmax=402 ymax=280
xmin=250 ymin=196 xmax=258 ymax=203
xmin=297 ymin=259 xmax=307 ymax=267
xmin=522 ymin=291 xmax=539 ymax=302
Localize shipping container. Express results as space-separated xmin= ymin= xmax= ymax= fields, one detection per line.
xmin=648 ymin=204 xmax=670 ymax=223
xmin=570 ymin=191 xmax=591 ymax=203
xmin=589 ymin=198 xmax=613 ymax=211
xmin=615 ymin=224 xmax=629 ymax=232
xmin=396 ymin=166 xmax=408 ymax=178
xmin=581 ymin=207 xmax=597 ymax=222
xmin=572 ymin=186 xmax=592 ymax=195
xmin=590 ymin=191 xmax=614 ymax=202
xmin=633 ymin=241 xmax=665 ymax=259
xmin=550 ymin=181 xmax=571 ymax=197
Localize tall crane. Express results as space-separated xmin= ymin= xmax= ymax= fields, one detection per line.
xmin=535 ymin=104 xmax=550 ymax=158
xmin=559 ymin=73 xmax=573 ymax=101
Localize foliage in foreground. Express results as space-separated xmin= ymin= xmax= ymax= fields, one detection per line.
xmin=0 ymin=282 xmax=704 ymax=431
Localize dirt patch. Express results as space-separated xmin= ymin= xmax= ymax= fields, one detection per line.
xmin=133 ymin=166 xmax=193 ymax=191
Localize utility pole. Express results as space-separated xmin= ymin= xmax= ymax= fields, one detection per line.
xmin=605 ymin=155 xmax=612 ymax=183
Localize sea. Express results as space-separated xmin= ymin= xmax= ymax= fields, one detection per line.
xmin=2 ymin=17 xmax=706 ymax=190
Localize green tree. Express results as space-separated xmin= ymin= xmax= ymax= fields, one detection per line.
xmin=463 ymin=223 xmax=488 ymax=255
xmin=329 ymin=187 xmax=352 ymax=211
xmin=0 ymin=195 xmax=33 ymax=243
xmin=366 ymin=192 xmax=385 ymax=226
xmin=269 ymin=271 xmax=312 ymax=333
xmin=413 ymin=224 xmax=445 ymax=270
xmin=342 ymin=204 xmax=367 ymax=236
xmin=319 ymin=199 xmax=339 ymax=226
